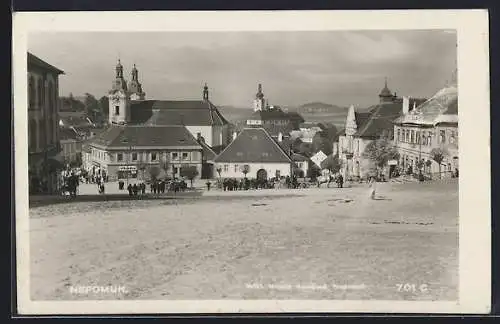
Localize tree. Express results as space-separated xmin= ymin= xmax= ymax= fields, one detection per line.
xmin=148 ymin=166 xmax=161 ymax=181
xmin=84 ymin=93 xmax=100 ymax=121
xmin=430 ymin=147 xmax=448 ymax=179
xmin=321 ymin=154 xmax=341 ymax=174
xmin=362 ymin=136 xmax=400 ymax=174
xmin=298 ymin=142 xmax=313 ymax=157
xmin=216 ymin=167 xmax=222 ymax=179
xmin=241 ymin=164 xmax=250 ymax=178
xmin=312 ymin=131 xmax=333 ymax=156
xmin=98 ymin=96 xmax=109 ymax=118
xmin=180 ymin=166 xmax=199 ymax=188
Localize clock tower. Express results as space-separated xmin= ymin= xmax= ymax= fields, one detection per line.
xmin=108 ymin=59 xmax=130 ymax=125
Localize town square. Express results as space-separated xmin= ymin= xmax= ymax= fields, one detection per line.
xmin=25 ymin=29 xmax=460 ymax=302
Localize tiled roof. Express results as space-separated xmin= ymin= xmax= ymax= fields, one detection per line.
xmin=393 ymin=86 xmax=457 ymax=126
xmin=355 ymin=103 xmax=402 ymax=138
xmin=59 ymin=128 xmax=79 ymax=141
xmin=249 ymin=109 xmax=304 ymax=123
xmin=214 ymin=128 xmax=292 ymax=164
xmin=129 ymin=100 xmax=229 ymax=126
xmin=291 ymin=153 xmax=309 ymax=162
xmin=89 ymin=125 xmax=202 ymax=148
xmin=28 ymin=53 xmax=65 ymax=74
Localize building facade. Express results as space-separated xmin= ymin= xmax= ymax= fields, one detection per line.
xmin=393 ymin=83 xmax=458 ymax=178
xmin=28 ymin=53 xmax=65 ymax=194
xmin=59 ymin=128 xmax=83 ymax=165
xmin=87 ymin=125 xmax=203 ymax=181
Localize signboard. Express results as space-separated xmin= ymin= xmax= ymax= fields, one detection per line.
xmin=311 ymin=150 xmax=327 ymax=168
xmin=119 ymin=166 xmax=137 ymax=171
xmin=388 ymin=160 xmax=398 ymax=166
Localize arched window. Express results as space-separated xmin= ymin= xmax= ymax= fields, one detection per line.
xmin=29 ymin=119 xmax=36 ymax=151
xmin=46 ymin=118 xmax=52 ymax=145
xmin=28 ymin=76 xmax=35 ymax=110
xmin=39 ymin=121 xmax=46 ymax=148
xmin=410 ymin=130 xmax=415 ymax=143
xmin=440 ymin=130 xmax=446 ymax=144
xmin=37 ymin=78 xmax=45 ymax=109
xmin=48 ymin=81 xmax=54 ymax=113
xmin=416 ymin=131 xmax=420 ymax=144
xmin=397 ymin=129 xmax=401 ymax=142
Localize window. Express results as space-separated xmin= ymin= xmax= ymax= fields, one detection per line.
xmin=223 ymin=164 xmax=229 ymax=172
xmin=115 ymin=106 xmax=120 ymax=115
xmin=132 ymin=153 xmax=137 ymax=161
xmin=38 ymin=79 xmax=44 ymax=108
xmin=28 ymin=76 xmax=35 ymax=109
xmin=275 ymin=170 xmax=281 ymax=178
xmin=172 ymin=152 xmax=179 ymax=160
xmin=410 ymin=130 xmax=415 ymax=143
xmin=234 ymin=164 xmax=239 ymax=172
xmin=397 ymin=129 xmax=401 ymax=142
xmin=416 ymin=131 xmax=420 ymax=144
xmin=427 ymin=135 xmax=432 ymax=146
xmin=450 ymin=131 xmax=456 ymax=144
xmin=152 ymin=152 xmax=157 ymax=161
xmin=297 ymin=162 xmax=303 ymax=168
xmin=182 ymin=152 xmax=189 ymax=160
xmin=117 ymin=153 xmax=123 ymax=161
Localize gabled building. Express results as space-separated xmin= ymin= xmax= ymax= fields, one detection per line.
xmin=335 ymin=79 xmax=426 ymax=180
xmin=214 ymin=128 xmax=293 ymax=180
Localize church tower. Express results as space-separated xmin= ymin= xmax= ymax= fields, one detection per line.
xmin=203 ymin=83 xmax=209 ymax=101
xmin=108 ymin=59 xmax=130 ymax=125
xmin=253 ymin=83 xmax=265 ymax=112
xmin=129 ymin=64 xmax=146 ymax=100
xmin=379 ymin=77 xmax=395 ymax=104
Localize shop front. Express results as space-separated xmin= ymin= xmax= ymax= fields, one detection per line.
xmin=117 ymin=165 xmax=138 ymax=180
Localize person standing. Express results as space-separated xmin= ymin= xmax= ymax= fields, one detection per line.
xmin=206 ymin=181 xmax=211 ymax=191
xmin=368 ymin=176 xmax=377 ymax=200
xmin=127 ymin=184 xmax=133 ymax=196
xmin=337 ymin=174 xmax=344 ymax=188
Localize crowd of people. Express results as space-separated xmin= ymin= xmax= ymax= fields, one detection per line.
xmin=119 ymin=178 xmax=189 ymax=197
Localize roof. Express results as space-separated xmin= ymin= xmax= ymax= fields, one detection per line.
xmin=59 ymin=128 xmax=79 ymax=141
xmin=291 ymin=153 xmax=309 ymax=162
xmin=89 ymin=125 xmax=202 ymax=149
xmin=393 ymin=86 xmax=458 ymax=126
xmin=355 ymin=103 xmax=402 ymax=138
xmin=28 ymin=53 xmax=65 ymax=74
xmin=129 ymin=100 xmax=229 ymax=126
xmin=249 ymin=109 xmax=304 ymax=122
xmin=214 ymin=128 xmax=292 ymax=164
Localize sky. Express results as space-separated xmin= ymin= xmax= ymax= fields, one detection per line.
xmin=28 ymin=30 xmax=456 ymax=108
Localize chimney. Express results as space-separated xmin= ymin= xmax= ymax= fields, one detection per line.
xmin=278 ymin=132 xmax=283 ymax=142
xmin=402 ymin=96 xmax=410 ymax=115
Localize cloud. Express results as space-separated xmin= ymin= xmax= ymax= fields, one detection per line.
xmin=28 ymin=30 xmax=456 ymax=108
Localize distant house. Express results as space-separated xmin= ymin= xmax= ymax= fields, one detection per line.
xmin=291 ymin=153 xmax=310 ymax=178
xmin=59 ymin=128 xmax=82 ymax=165
xmin=214 ymin=128 xmax=293 ymax=180
xmin=246 ymin=83 xmax=304 ymax=133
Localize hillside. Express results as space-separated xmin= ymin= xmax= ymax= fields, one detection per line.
xmin=297 ymin=102 xmax=347 ymax=114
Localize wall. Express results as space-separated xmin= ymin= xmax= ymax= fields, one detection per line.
xmin=185 ymin=125 xmax=213 ymax=147
xmin=214 ymin=162 xmax=291 ymax=179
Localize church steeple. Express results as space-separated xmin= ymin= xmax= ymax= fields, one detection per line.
xmin=345 ymin=104 xmax=357 ymax=136
xmin=128 ymin=63 xmax=145 ymax=100
xmin=253 ymin=83 xmax=265 ymax=112
xmin=379 ymin=77 xmax=394 ymax=103
xmin=116 ymin=59 xmax=124 ymax=79
xmin=203 ymin=83 xmax=209 ymax=101
xmin=131 ymin=63 xmax=138 ymax=82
